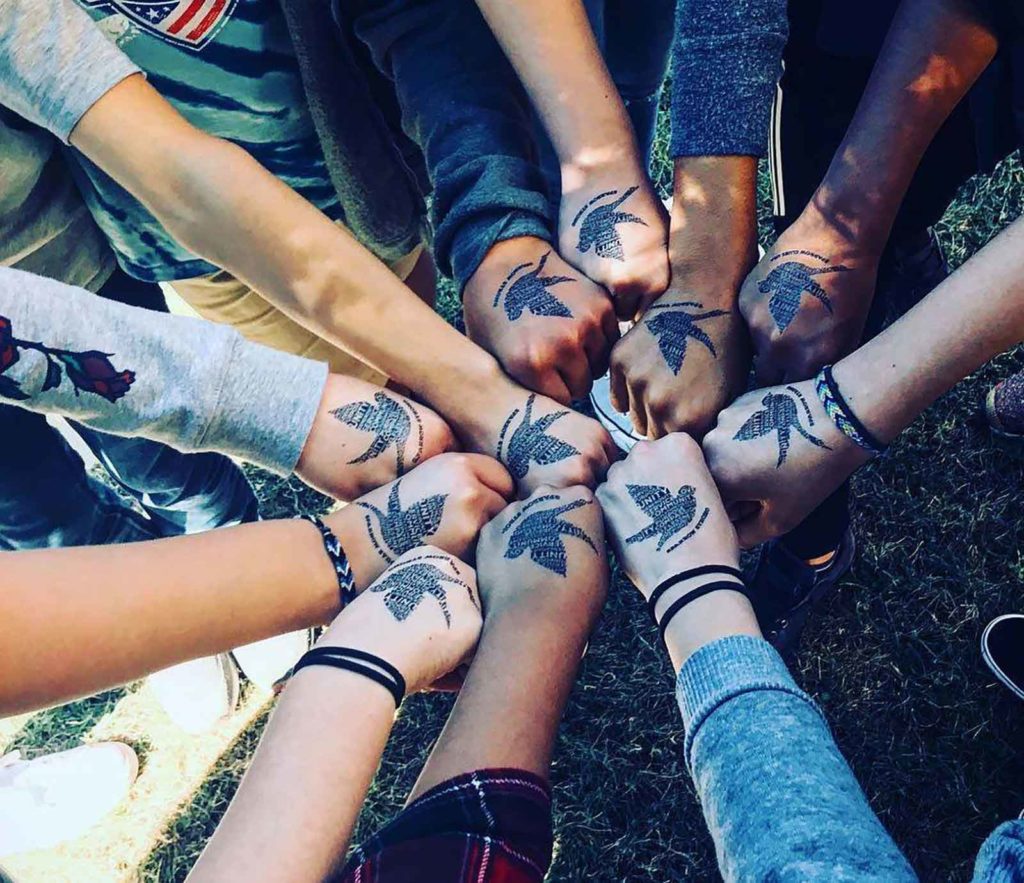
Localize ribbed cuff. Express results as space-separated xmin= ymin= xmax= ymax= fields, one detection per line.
xmin=449 ymin=211 xmax=554 ymax=294
xmin=676 ymin=635 xmax=824 ymax=768
xmin=200 ymin=335 xmax=329 ymax=476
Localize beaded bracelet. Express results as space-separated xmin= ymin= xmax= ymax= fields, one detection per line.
xmin=814 ymin=365 xmax=888 ymax=457
xmin=304 ymin=515 xmax=359 ymax=610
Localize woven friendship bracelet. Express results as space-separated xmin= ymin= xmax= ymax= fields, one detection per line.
xmin=304 ymin=515 xmax=359 ymax=610
xmin=814 ymin=365 xmax=888 ymax=457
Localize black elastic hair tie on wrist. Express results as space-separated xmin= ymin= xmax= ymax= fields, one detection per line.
xmin=304 ymin=515 xmax=359 ymax=610
xmin=647 ymin=565 xmax=744 ymax=623
xmin=657 ymin=580 xmax=752 ymax=644
xmin=293 ymin=646 xmax=406 ymax=707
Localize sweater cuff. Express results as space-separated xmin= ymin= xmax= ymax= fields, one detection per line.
xmin=669 ymin=32 xmax=785 ymax=158
xmin=449 ymin=211 xmax=553 ymax=294
xmin=200 ymin=336 xmax=328 ymax=476
xmin=676 ymin=635 xmax=825 ymax=768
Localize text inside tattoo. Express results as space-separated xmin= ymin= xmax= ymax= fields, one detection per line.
xmin=571 ymin=185 xmax=647 ymax=262
xmin=501 ymin=494 xmax=598 ymax=576
xmin=643 ymin=301 xmax=728 ymax=374
xmin=497 ymin=394 xmax=580 ymax=481
xmin=330 ymin=392 xmax=424 ymax=475
xmin=492 ymin=252 xmax=575 ymax=321
xmin=758 ymin=250 xmax=850 ymax=333
xmin=733 ymin=386 xmax=831 ymax=467
xmin=371 ymin=554 xmax=472 ymax=627
xmin=357 ymin=480 xmax=447 ymax=563
xmin=624 ymin=483 xmax=710 ymax=554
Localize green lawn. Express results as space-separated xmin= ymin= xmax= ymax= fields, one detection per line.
xmin=3 ymin=150 xmax=1024 ymax=882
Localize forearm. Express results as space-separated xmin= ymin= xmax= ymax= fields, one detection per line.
xmin=409 ymin=599 xmax=593 ymax=799
xmin=474 ymin=0 xmax=637 ymax=169
xmin=835 ymin=215 xmax=1024 ymax=441
xmin=190 ymin=672 xmax=394 ymax=883
xmin=670 ymin=156 xmax=759 ymax=297
xmin=70 ymin=76 xmax=509 ymax=426
xmin=813 ymin=0 xmax=997 ymax=250
xmin=0 ymin=520 xmax=338 ymax=714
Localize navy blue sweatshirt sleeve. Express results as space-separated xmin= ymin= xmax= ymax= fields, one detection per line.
xmin=347 ymin=0 xmax=553 ymax=289
xmin=670 ymin=0 xmax=788 ymax=158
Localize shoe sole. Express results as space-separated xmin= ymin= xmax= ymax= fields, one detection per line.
xmin=984 ymin=388 xmax=1024 ymax=442
xmin=981 ymin=615 xmax=1024 ymax=702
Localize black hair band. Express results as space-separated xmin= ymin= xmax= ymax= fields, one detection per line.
xmin=293 ymin=646 xmax=405 ymax=707
xmin=657 ymin=580 xmax=752 ymax=644
xmin=647 ymin=565 xmax=744 ymax=623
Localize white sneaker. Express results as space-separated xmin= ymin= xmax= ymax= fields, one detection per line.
xmin=589 ymin=373 xmax=645 ymax=453
xmin=231 ymin=629 xmax=312 ymax=692
xmin=0 ymin=742 xmax=138 ymax=857
xmin=146 ymin=654 xmax=239 ymax=734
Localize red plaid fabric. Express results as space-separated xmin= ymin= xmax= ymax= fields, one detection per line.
xmin=340 ymin=768 xmax=553 ymax=882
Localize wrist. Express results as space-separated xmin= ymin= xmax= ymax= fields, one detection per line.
xmin=561 ymin=145 xmax=646 ymax=195
xmin=828 ymin=359 xmax=902 ymax=447
xmin=811 ymin=175 xmax=899 ymax=255
xmin=475 ymin=235 xmax=552 ymax=276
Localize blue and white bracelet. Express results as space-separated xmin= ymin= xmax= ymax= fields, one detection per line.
xmin=814 ymin=365 xmax=888 ymax=457
xmin=304 ymin=514 xmax=359 ymax=609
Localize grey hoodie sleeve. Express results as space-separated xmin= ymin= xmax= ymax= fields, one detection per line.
xmin=0 ymin=0 xmax=141 ymax=143
xmin=0 ymin=268 xmax=327 ymax=476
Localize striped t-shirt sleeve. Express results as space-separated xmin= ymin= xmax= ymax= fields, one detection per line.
xmin=0 ymin=0 xmax=141 ymax=143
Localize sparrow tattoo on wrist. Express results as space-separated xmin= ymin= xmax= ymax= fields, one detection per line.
xmin=572 ymin=185 xmax=647 ymax=262
xmin=371 ymin=553 xmax=473 ymax=626
xmin=758 ymin=250 xmax=850 ymax=333
xmin=733 ymin=387 xmax=831 ymax=467
xmin=493 ymin=252 xmax=575 ymax=321
xmin=330 ymin=392 xmax=424 ymax=475
xmin=643 ymin=301 xmax=729 ymax=374
xmin=357 ymin=480 xmax=446 ymax=564
xmin=497 ymin=394 xmax=580 ymax=481
xmin=624 ymin=483 xmax=710 ymax=554
xmin=501 ymin=494 xmax=598 ymax=576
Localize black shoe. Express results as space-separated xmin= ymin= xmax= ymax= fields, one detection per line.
xmin=749 ymin=528 xmax=857 ymax=658
xmin=877 ymin=227 xmax=950 ymax=319
xmin=982 ymin=614 xmax=1024 ymax=701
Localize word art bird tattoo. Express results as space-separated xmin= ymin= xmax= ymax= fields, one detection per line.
xmin=733 ymin=387 xmax=831 ymax=467
xmin=371 ymin=557 xmax=470 ymax=626
xmin=497 ymin=394 xmax=580 ymax=481
xmin=330 ymin=392 xmax=424 ymax=475
xmin=501 ymin=495 xmax=598 ymax=576
xmin=758 ymin=250 xmax=850 ymax=333
xmin=625 ymin=483 xmax=710 ymax=554
xmin=493 ymin=252 xmax=575 ymax=321
xmin=644 ymin=301 xmax=729 ymax=374
xmin=357 ymin=480 xmax=446 ymax=563
xmin=572 ymin=185 xmax=647 ymax=262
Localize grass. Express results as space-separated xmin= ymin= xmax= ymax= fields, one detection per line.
xmin=4 ymin=143 xmax=1024 ymax=883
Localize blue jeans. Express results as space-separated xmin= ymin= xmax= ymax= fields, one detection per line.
xmin=537 ymin=0 xmax=675 ymax=199
xmin=677 ymin=635 xmax=1024 ymax=881
xmin=0 ymin=270 xmax=257 ymax=549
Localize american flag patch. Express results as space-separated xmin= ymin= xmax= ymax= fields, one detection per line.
xmin=79 ymin=0 xmax=239 ymax=51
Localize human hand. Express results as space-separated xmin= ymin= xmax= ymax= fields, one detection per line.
xmin=608 ymin=287 xmax=750 ymax=440
xmin=739 ymin=205 xmax=880 ymax=385
xmin=317 ymin=546 xmax=481 ymax=694
xmin=596 ymin=433 xmax=739 ymax=596
xmin=323 ymin=453 xmax=513 ymax=590
xmin=296 ymin=374 xmax=456 ymax=501
xmin=475 ymin=485 xmax=608 ymax=627
xmin=703 ymin=378 xmax=870 ymax=548
xmin=560 ymin=167 xmax=669 ymax=322
xmin=464 ymin=237 xmax=618 ymax=404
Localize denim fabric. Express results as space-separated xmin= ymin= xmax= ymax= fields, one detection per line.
xmin=676 ymin=635 xmax=918 ymax=881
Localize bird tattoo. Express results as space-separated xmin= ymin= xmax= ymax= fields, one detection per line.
xmin=572 ymin=185 xmax=647 ymax=262
xmin=357 ymin=480 xmax=447 ymax=563
xmin=330 ymin=392 xmax=423 ymax=475
xmin=643 ymin=301 xmax=729 ymax=374
xmin=757 ymin=251 xmax=850 ymax=333
xmin=498 ymin=394 xmax=580 ymax=481
xmin=370 ymin=558 xmax=470 ymax=626
xmin=493 ymin=252 xmax=575 ymax=321
xmin=501 ymin=495 xmax=598 ymax=576
xmin=625 ymin=483 xmax=710 ymax=554
xmin=733 ymin=387 xmax=832 ymax=467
